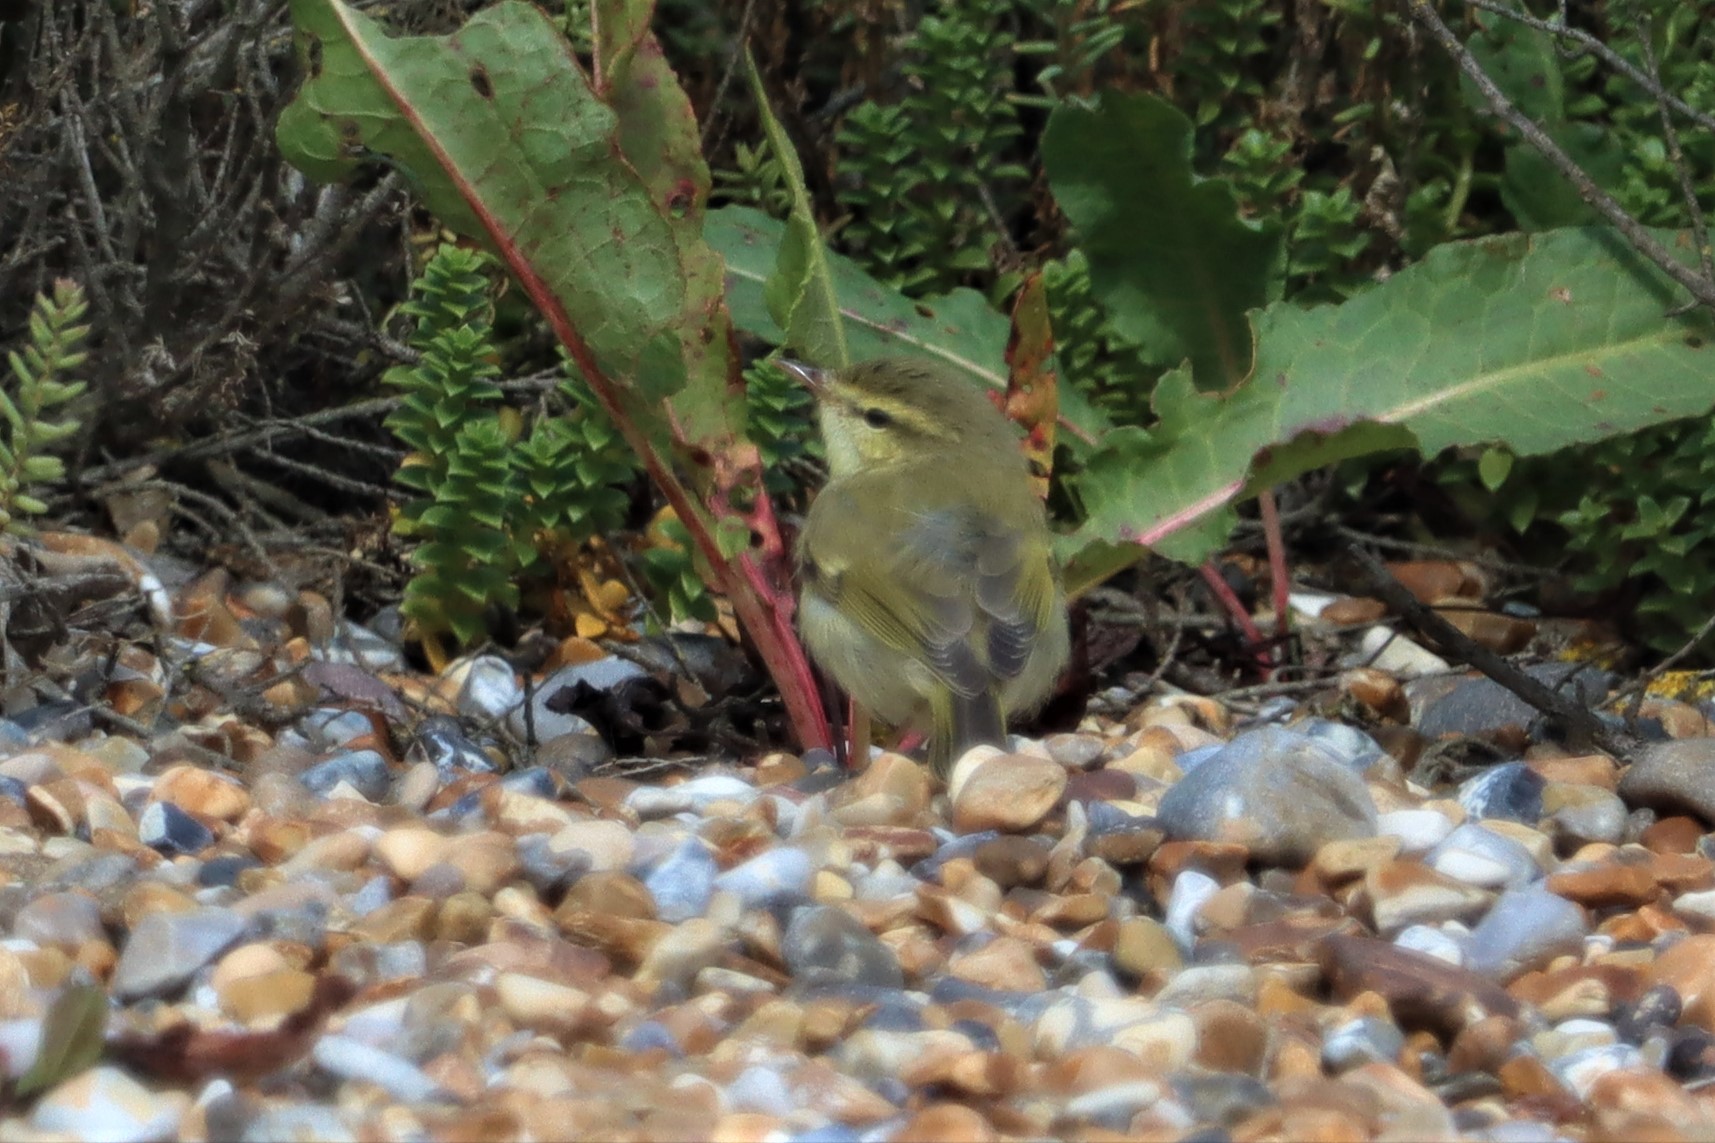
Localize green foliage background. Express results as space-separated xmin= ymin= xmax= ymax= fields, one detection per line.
xmin=301 ymin=0 xmax=1715 ymax=658
xmin=699 ymin=0 xmax=1715 ymax=654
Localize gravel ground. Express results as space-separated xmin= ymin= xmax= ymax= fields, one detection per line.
xmin=6 ymin=566 xmax=1715 ymax=1141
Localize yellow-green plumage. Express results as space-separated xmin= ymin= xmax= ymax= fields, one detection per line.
xmin=786 ymin=357 xmax=1070 ymax=778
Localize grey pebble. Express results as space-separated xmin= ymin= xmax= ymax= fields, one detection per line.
xmin=299 ymin=749 xmax=392 ymax=802
xmin=1619 ymin=738 xmax=1715 ymax=824
xmin=1158 ymin=726 xmax=1376 ymax=865
xmin=1322 ymin=1016 xmax=1406 ymax=1072
xmin=713 ymin=847 xmax=813 ymax=909
xmin=312 ymin=1034 xmax=448 ymax=1102
xmin=1465 ymin=883 xmax=1587 ymax=980
xmin=112 ymin=906 xmax=247 ymax=1000
xmin=1458 ymin=763 xmax=1544 ymax=824
xmin=644 ymin=839 xmax=717 ymax=922
xmin=783 ymin=904 xmax=904 ymax=989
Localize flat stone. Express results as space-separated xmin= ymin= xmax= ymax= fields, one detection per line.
xmin=111 ymin=906 xmax=247 ymax=1000
xmin=784 ymin=905 xmax=904 ymax=989
xmin=373 ymin=826 xmax=452 ymax=881
xmin=29 ymin=1065 xmax=187 ymax=1140
xmin=1157 ymin=726 xmax=1376 ymax=865
xmin=1620 ymin=739 xmax=1715 ymax=824
xmin=949 ymin=752 xmax=1066 ymax=834
xmin=1321 ymin=934 xmax=1520 ymax=1037
xmin=1417 ymin=664 xmax=1610 ymax=739
xmin=1465 ymin=883 xmax=1588 ymax=980
xmin=1457 ymin=763 xmax=1545 ymax=824
xmin=1363 ymin=859 xmax=1493 ymax=935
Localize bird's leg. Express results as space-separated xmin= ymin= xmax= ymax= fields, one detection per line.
xmin=848 ymin=699 xmax=872 ymax=771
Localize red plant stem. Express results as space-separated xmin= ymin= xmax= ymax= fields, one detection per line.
xmin=1258 ymin=488 xmax=1290 ymax=643
xmin=1198 ymin=560 xmax=1272 ymax=671
xmin=504 ymin=257 xmax=831 ymax=750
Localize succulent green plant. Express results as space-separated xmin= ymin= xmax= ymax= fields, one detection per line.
xmin=384 ymin=246 xmax=647 ymax=647
xmin=1 ymin=281 xmax=89 ymax=535
xmin=833 ymin=0 xmax=1028 ymax=297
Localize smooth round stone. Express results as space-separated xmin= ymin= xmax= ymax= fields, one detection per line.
xmin=1620 ymin=739 xmax=1715 ymax=824
xmin=496 ymin=972 xmax=594 ymax=1035
xmin=1393 ymin=924 xmax=1467 ymax=966
xmin=220 ymin=966 xmax=316 ymax=1025
xmin=1045 ymin=734 xmax=1107 ymax=770
xmin=1156 ymin=726 xmax=1377 ymax=865
xmin=1154 ymin=963 xmax=1255 ymax=1008
xmin=1170 ymin=1072 xmax=1276 ymax=1132
xmin=970 ymin=835 xmax=1051 ymax=887
xmin=713 ymin=847 xmax=813 ymax=909
xmin=1546 ymin=785 xmax=1627 ymax=846
xmin=500 ymin=767 xmax=559 ymax=800
xmin=112 ymin=906 xmax=248 ymax=1000
xmin=726 ymin=1064 xmax=798 ymax=1116
xmin=1164 ymin=870 xmax=1220 ymax=952
xmin=407 ymin=716 xmax=500 ymax=778
xmin=1458 ymin=763 xmax=1545 ymax=824
xmin=29 ymin=1065 xmax=186 ymax=1140
xmin=1113 ymin=916 xmax=1183 ymax=983
xmin=1427 ymin=823 xmax=1539 ymax=889
xmin=13 ymin=890 xmax=105 ymax=948
xmin=1549 ymin=1042 xmax=1644 ymax=1099
xmin=637 ymin=917 xmax=726 ymax=990
xmin=451 ymin=655 xmax=522 ymax=722
xmin=1323 ymin=1016 xmax=1406 ymax=1071
xmin=949 ymin=752 xmax=1067 ymax=834
xmin=374 ymin=827 xmax=452 ymax=881
xmin=327 ymin=616 xmax=404 ymax=670
xmin=312 ymin=1034 xmax=445 ymax=1102
xmin=627 ymin=775 xmax=760 ymax=817
xmin=1378 ymin=809 xmax=1456 ymax=854
xmin=153 ymin=765 xmax=250 ymax=821
xmin=299 ymin=749 xmax=391 ymax=802
xmin=299 ymin=708 xmax=377 ymax=750
xmin=1294 ymin=717 xmax=1387 ymax=770
xmin=1464 ymin=883 xmax=1587 ymax=980
xmin=644 ymin=839 xmax=718 ymax=922
xmin=138 ymin=801 xmax=214 ymax=857
xmin=1366 ymin=862 xmax=1493 ymax=935
xmin=549 ymin=819 xmax=635 ymax=873
xmin=1062 ymin=1074 xmax=1170 ymax=1129
xmin=783 ymin=905 xmax=904 ymax=989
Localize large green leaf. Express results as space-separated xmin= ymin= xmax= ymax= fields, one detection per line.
xmin=708 ymin=205 xmax=1112 ymax=449
xmin=278 ymin=0 xmax=686 ymax=400
xmin=1074 ymin=227 xmax=1715 ymax=565
xmin=276 ymin=0 xmax=830 ymax=749
xmin=1042 ymin=93 xmax=1283 ymax=389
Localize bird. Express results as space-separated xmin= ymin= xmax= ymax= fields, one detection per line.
xmin=782 ymin=357 xmax=1069 ymax=778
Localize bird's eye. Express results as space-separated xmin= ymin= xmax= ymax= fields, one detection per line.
xmin=862 ymin=407 xmax=893 ymax=429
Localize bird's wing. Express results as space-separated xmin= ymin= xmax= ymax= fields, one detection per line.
xmin=802 ymin=479 xmax=1052 ymax=698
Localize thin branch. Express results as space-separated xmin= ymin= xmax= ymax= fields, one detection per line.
xmin=1611 ymin=608 xmax=1715 ymax=720
xmin=1636 ymin=21 xmax=1715 ymax=301
xmin=1407 ymin=0 xmax=1715 ymax=311
xmin=1463 ymin=0 xmax=1715 ymax=137
xmin=1346 ymin=542 xmax=1632 ymax=757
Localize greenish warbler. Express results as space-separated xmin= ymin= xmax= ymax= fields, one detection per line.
xmin=783 ymin=357 xmax=1070 ymax=778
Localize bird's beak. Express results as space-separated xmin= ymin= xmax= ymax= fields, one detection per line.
xmin=778 ymin=359 xmax=827 ymax=395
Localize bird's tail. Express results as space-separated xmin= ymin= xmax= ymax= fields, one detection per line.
xmin=930 ymin=689 xmax=1007 ymax=780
